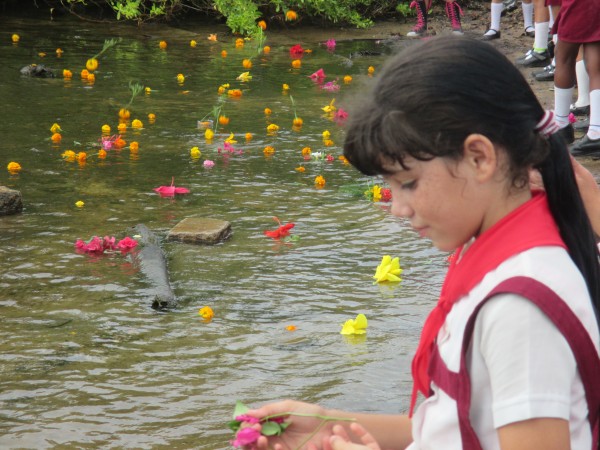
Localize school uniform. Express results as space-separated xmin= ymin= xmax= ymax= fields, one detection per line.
xmin=552 ymin=0 xmax=600 ymax=43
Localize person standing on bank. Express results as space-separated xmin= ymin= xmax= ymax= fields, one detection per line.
xmin=406 ymin=0 xmax=464 ymax=37
xmin=240 ymin=37 xmax=600 ymax=450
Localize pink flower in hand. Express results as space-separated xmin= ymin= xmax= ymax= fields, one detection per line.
xmin=117 ymin=236 xmax=138 ymax=252
xmin=235 ymin=414 xmax=260 ymax=424
xmin=231 ymin=427 xmax=261 ymax=447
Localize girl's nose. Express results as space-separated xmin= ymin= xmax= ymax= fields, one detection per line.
xmin=390 ymin=194 xmax=413 ymax=219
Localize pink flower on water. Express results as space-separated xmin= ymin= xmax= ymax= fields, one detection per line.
xmin=325 ymin=39 xmax=336 ymax=51
xmin=203 ymin=160 xmax=215 ymax=168
xmin=321 ymin=81 xmax=340 ymax=92
xmin=86 ymin=236 xmax=104 ymax=253
xmin=231 ymin=427 xmax=261 ymax=448
xmin=326 ymin=154 xmax=335 ymax=162
xmin=75 ymin=239 xmax=87 ymax=251
xmin=289 ymin=44 xmax=304 ymax=58
xmin=334 ymin=108 xmax=348 ymax=125
xmin=100 ymin=135 xmax=120 ymax=150
xmin=235 ymin=414 xmax=260 ymax=424
xmin=153 ymin=177 xmax=191 ymax=197
xmin=103 ymin=236 xmax=117 ymax=251
xmin=381 ymin=188 xmax=392 ymax=202
xmin=117 ymin=236 xmax=138 ymax=252
xmin=309 ymin=68 xmax=326 ymax=82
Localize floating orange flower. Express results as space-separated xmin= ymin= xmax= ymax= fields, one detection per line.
xmin=219 ymin=115 xmax=230 ymax=126
xmin=87 ymin=73 xmax=95 ymax=83
xmin=80 ymin=69 xmax=89 ymax=79
xmin=263 ymin=45 xmax=271 ymax=54
xmin=76 ymin=151 xmax=87 ymax=162
xmin=315 ymin=175 xmax=326 ymax=187
xmin=221 ymin=50 xmax=228 ymax=58
xmin=119 ymin=108 xmax=130 ymax=120
xmin=190 ymin=39 xmax=197 ymax=47
xmin=264 ymin=107 xmax=272 ymax=115
xmin=56 ymin=48 xmax=64 ymax=57
xmin=235 ymin=38 xmax=244 ymax=48
xmin=291 ymin=59 xmax=301 ymax=69
xmin=62 ymin=150 xmax=75 ymax=161
xmin=267 ymin=123 xmax=279 ymax=133
xmin=199 ymin=306 xmax=214 ymax=320
xmin=177 ymin=73 xmax=185 ymax=84
xmin=245 ymin=132 xmax=253 ymax=141
xmin=148 ymin=113 xmax=156 ymax=122
xmin=86 ymin=58 xmax=98 ymax=71
xmin=302 ymin=147 xmax=312 ymax=157
xmin=286 ymin=325 xmax=297 ymax=331
xmin=263 ymin=146 xmax=275 ymax=156
xmin=258 ymin=20 xmax=267 ymax=30
xmin=218 ymin=85 xmax=226 ymax=94
xmin=295 ymin=166 xmax=305 ymax=172
xmin=117 ymin=122 xmax=127 ymax=133
xmin=339 ymin=155 xmax=349 ymax=164
xmin=242 ymin=58 xmax=252 ymax=69
xmin=113 ymin=138 xmax=126 ymax=149
xmin=159 ymin=40 xmax=167 ymax=49
xmin=62 ymin=69 xmax=72 ymax=78
xmin=368 ymin=66 xmax=375 ymax=74
xmin=293 ymin=117 xmax=303 ymax=127
xmin=324 ymin=139 xmax=334 ymax=147
xmin=98 ymin=149 xmax=107 ymax=159
xmin=130 ymin=141 xmax=139 ymax=152
xmin=343 ymin=75 xmax=353 ymax=84
xmin=208 ymin=34 xmax=218 ymax=42
xmin=227 ymin=89 xmax=242 ymax=97
xmin=131 ymin=119 xmax=143 ymax=129
xmin=286 ymin=10 xmax=298 ymax=21
xmin=7 ymin=162 xmax=21 ymax=173
xmin=101 ymin=124 xmax=111 ymax=134
xmin=11 ymin=34 xmax=19 ymax=43
xmin=51 ymin=132 xmax=62 ymax=143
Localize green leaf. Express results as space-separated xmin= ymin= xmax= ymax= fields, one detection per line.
xmin=261 ymin=421 xmax=283 ymax=436
xmin=227 ymin=419 xmax=242 ymax=432
xmin=233 ymin=400 xmax=249 ymax=419
xmin=280 ymin=421 xmax=291 ymax=431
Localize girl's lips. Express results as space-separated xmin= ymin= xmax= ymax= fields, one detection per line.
xmin=413 ymin=226 xmax=428 ymax=238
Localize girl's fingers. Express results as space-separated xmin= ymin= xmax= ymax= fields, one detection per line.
xmin=349 ymin=423 xmax=380 ymax=447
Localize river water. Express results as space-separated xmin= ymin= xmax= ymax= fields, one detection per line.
xmin=0 ymin=9 xmax=447 ymax=449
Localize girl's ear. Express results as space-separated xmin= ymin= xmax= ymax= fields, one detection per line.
xmin=462 ymin=133 xmax=498 ymax=182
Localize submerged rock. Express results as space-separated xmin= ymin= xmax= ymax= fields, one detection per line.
xmin=167 ymin=217 xmax=231 ymax=244
xmin=131 ymin=224 xmax=176 ymax=310
xmin=0 ymin=186 xmax=23 ymax=215
xmin=20 ymin=64 xmax=56 ymax=78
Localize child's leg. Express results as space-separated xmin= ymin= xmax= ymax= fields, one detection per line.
xmin=572 ymin=47 xmax=590 ymax=112
xmin=554 ymin=39 xmax=579 ymax=143
xmin=407 ymin=0 xmax=428 ymax=37
xmin=522 ymin=0 xmax=534 ymax=36
xmin=444 ymin=0 xmax=463 ymax=34
xmin=516 ymin=0 xmax=552 ymax=67
xmin=483 ymin=0 xmax=503 ymax=40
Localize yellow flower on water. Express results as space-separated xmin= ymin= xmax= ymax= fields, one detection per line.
xmin=190 ymin=39 xmax=197 ymax=47
xmin=62 ymin=150 xmax=76 ymax=161
xmin=56 ymin=48 xmax=64 ymax=57
xmin=368 ymin=66 xmax=375 ymax=75
xmin=227 ymin=89 xmax=242 ymax=97
xmin=7 ymin=162 xmax=21 ymax=173
xmin=62 ymin=69 xmax=72 ymax=78
xmin=80 ymin=69 xmax=89 ymax=79
xmin=286 ymin=325 xmax=297 ymax=331
xmin=190 ymin=146 xmax=201 ymax=158
xmin=205 ymin=128 xmax=214 ymax=140
xmin=293 ymin=117 xmax=303 ymax=127
xmin=282 ymin=83 xmax=290 ymax=91
xmin=199 ymin=306 xmax=214 ymax=320
xmin=291 ymin=59 xmax=301 ymax=69
xmin=322 ymin=130 xmax=331 ymax=139
xmin=264 ymin=107 xmax=272 ymax=115
xmin=263 ymin=146 xmax=275 ymax=156
xmin=130 ymin=141 xmax=139 ymax=152
xmin=159 ymin=40 xmax=167 ymax=49
xmin=76 ymin=152 xmax=87 ymax=162
xmin=145 ymin=87 xmax=152 ymax=94
xmin=75 ymin=200 xmax=85 ymax=208
xmin=50 ymin=123 xmax=62 ymax=134
xmin=176 ymin=73 xmax=185 ymax=84
xmin=131 ymin=119 xmax=143 ymax=129
xmin=101 ymin=124 xmax=111 ymax=134
xmin=286 ymin=10 xmax=298 ymax=21
xmin=86 ymin=58 xmax=98 ymax=72
xmin=236 ymin=71 xmax=252 ymax=82
xmin=117 ymin=122 xmax=127 ymax=133
xmin=373 ymin=255 xmax=403 ymax=284
xmin=343 ymin=75 xmax=353 ymax=84
xmin=225 ymin=132 xmax=237 ymax=144
xmin=322 ymin=99 xmax=336 ymax=114
xmin=341 ymin=313 xmax=368 ymax=335
xmin=315 ymin=175 xmax=326 ymax=187
xmin=323 ymin=139 xmax=334 ymax=147
xmin=267 ymin=123 xmax=279 ymax=133
xmin=38 ymin=52 xmax=46 ymax=58
xmin=51 ymin=132 xmax=62 ymax=144
xmin=339 ymin=155 xmax=349 ymax=164
xmin=87 ymin=73 xmax=95 ymax=83
xmin=372 ymin=185 xmax=382 ymax=202
xmin=12 ymin=34 xmax=20 ymax=43
xmin=218 ymin=86 xmax=226 ymax=95
xmin=119 ymin=108 xmax=130 ymax=120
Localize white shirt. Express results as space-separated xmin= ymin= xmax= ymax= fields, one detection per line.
xmin=408 ymin=246 xmax=600 ymax=449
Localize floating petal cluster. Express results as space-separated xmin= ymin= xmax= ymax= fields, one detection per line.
xmin=340 ymin=313 xmax=368 ymax=335
xmin=373 ymin=255 xmax=402 ymax=283
xmin=75 ymin=235 xmax=138 ymax=254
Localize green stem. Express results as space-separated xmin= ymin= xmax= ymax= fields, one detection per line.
xmin=263 ymin=412 xmax=355 ymax=422
xmin=91 ymin=37 xmax=122 ymax=60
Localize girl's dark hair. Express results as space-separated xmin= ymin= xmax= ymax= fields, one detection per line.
xmin=343 ymin=36 xmax=600 ymax=319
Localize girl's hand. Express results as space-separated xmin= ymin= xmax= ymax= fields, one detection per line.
xmin=242 ymin=400 xmax=346 ymax=450
xmin=330 ymin=423 xmax=382 ymax=450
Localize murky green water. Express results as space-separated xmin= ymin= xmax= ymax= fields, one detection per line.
xmin=0 ymin=10 xmax=446 ymax=449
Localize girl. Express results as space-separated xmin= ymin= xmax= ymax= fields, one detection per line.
xmin=242 ymin=37 xmax=600 ymax=450
xmin=405 ymin=0 xmax=463 ymax=37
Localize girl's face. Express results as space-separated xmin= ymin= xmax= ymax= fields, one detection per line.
xmin=383 ymin=156 xmax=489 ymax=252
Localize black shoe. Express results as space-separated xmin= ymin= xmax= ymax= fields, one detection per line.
xmin=515 ymin=49 xmax=550 ymax=67
xmin=573 ymin=118 xmax=590 ymax=131
xmin=482 ymin=29 xmax=500 ymax=40
xmin=569 ymin=135 xmax=600 ymax=156
xmin=532 ymin=64 xmax=554 ymax=81
xmin=524 ymin=26 xmax=535 ymax=37
xmin=547 ymin=40 xmax=554 ymax=59
xmin=556 ymin=124 xmax=574 ymax=144
xmin=570 ymin=104 xmax=590 ymax=116
xmin=502 ymin=0 xmax=517 ymax=13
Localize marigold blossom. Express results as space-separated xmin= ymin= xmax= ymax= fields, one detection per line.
xmin=263 ymin=45 xmax=271 ymax=54
xmin=368 ymin=66 xmax=375 ymax=74
xmin=176 ymin=73 xmax=185 ymax=84
xmin=235 ymin=38 xmax=244 ymax=48
xmin=130 ymin=141 xmax=139 ymax=152
xmin=285 ymin=10 xmax=298 ymax=21
xmin=221 ymin=50 xmax=227 ymax=58
xmin=199 ymin=306 xmax=214 ymax=320
xmin=51 ymin=132 xmax=62 ymax=143
xmin=291 ymin=59 xmax=301 ymax=69
xmin=62 ymin=150 xmax=76 ymax=161
xmin=159 ymin=40 xmax=167 ymax=49
xmin=98 ymin=149 xmax=107 ymax=159
xmin=7 ymin=162 xmax=21 ymax=172
xmin=315 ymin=175 xmax=326 ymax=187
xmin=86 ymin=58 xmax=98 ymax=72
xmin=343 ymin=75 xmax=353 ymax=84
xmin=264 ymin=107 xmax=272 ymax=115
xmin=242 ymin=58 xmax=252 ymax=69
xmin=63 ymin=69 xmax=72 ymax=78
xmin=286 ymin=325 xmax=297 ymax=331
xmin=148 ymin=113 xmax=156 ymax=122
xmin=282 ymin=83 xmax=290 ymax=91
xmin=11 ymin=34 xmax=20 ymax=43
xmin=208 ymin=34 xmax=218 ymax=42
xmin=190 ymin=146 xmax=201 ymax=158
xmin=101 ymin=124 xmax=111 ymax=134
xmin=322 ymin=130 xmax=331 ymax=139
xmin=190 ymin=40 xmax=197 ymax=47
xmin=301 ymin=147 xmax=312 ymax=157
xmin=132 ymin=119 xmax=143 ymax=129
xmin=76 ymin=152 xmax=87 ymax=162
xmin=267 ymin=124 xmax=279 ymax=133
xmin=263 ymin=146 xmax=275 ymax=156
xmin=205 ymin=129 xmax=214 ymax=140
xmin=293 ymin=117 xmax=303 ymax=127
xmin=219 ymin=116 xmax=230 ymax=126
xmin=295 ymin=166 xmax=305 ymax=172
xmin=257 ymin=20 xmax=267 ymax=30
xmin=80 ymin=69 xmax=89 ymax=79
xmin=75 ymin=201 xmax=84 ymax=208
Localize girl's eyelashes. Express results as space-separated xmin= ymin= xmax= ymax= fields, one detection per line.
xmin=401 ymin=180 xmax=417 ymax=190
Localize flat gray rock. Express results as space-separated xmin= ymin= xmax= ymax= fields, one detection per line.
xmin=0 ymin=186 xmax=23 ymax=216
xmin=167 ymin=217 xmax=231 ymax=244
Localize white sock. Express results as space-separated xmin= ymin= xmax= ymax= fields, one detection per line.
xmin=522 ymin=2 xmax=534 ymax=29
xmin=554 ymin=86 xmax=574 ymax=127
xmin=588 ymin=90 xmax=600 ymax=140
xmin=549 ymin=7 xmax=554 ymax=28
xmin=552 ymin=33 xmax=558 ymax=44
xmin=490 ymin=2 xmax=503 ymax=31
xmin=534 ymin=22 xmax=549 ymax=50
xmin=575 ymin=60 xmax=590 ymax=108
